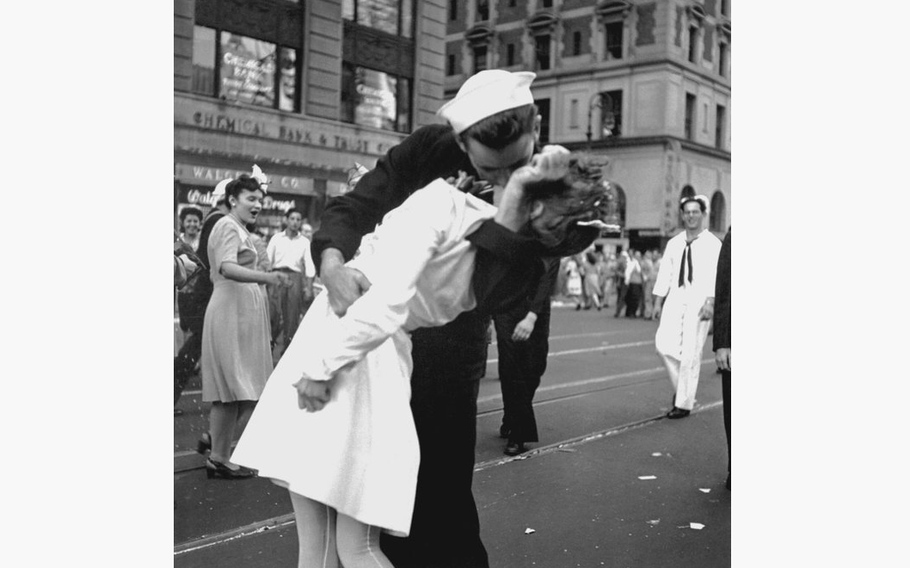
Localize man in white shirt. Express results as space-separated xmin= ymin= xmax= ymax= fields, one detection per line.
xmin=624 ymin=250 xmax=644 ymax=318
xmin=651 ymin=195 xmax=722 ymax=418
xmin=267 ymin=208 xmax=316 ymax=347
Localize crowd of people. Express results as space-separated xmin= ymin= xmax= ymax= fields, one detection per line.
xmin=173 ymin=69 xmax=730 ymax=567
xmin=557 ymin=248 xmax=662 ymax=317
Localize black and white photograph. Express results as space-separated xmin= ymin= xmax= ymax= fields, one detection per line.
xmin=8 ymin=1 xmax=910 ymax=567
xmin=172 ymin=2 xmax=733 ymax=566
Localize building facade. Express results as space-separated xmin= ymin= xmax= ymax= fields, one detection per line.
xmin=173 ymin=0 xmax=448 ymax=237
xmin=445 ymin=0 xmax=731 ymax=252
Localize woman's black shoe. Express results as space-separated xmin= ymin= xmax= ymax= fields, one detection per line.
xmin=205 ymin=459 xmax=256 ymax=480
xmin=196 ymin=432 xmax=212 ymax=455
xmin=504 ymin=442 xmax=527 ymax=456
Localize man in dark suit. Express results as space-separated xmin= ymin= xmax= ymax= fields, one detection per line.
xmin=713 ymin=227 xmax=731 ymax=490
xmin=494 ymin=257 xmax=559 ymax=456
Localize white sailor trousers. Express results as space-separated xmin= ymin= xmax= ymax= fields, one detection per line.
xmin=655 ymin=291 xmax=711 ymax=411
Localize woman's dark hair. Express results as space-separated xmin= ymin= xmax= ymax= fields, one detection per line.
xmin=285 ymin=207 xmax=302 ymax=218
xmin=225 ymin=175 xmax=263 ymax=209
xmin=460 ymin=103 xmax=538 ymax=150
xmin=179 ymin=206 xmax=203 ymax=223
xmin=524 ymin=153 xmax=612 ymax=256
xmin=523 ymin=154 xmax=607 ymax=203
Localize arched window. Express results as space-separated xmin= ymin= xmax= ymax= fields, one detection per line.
xmin=612 ymin=182 xmax=626 ymax=228
xmin=710 ymin=191 xmax=726 ymax=233
xmin=678 ymin=184 xmax=696 ymax=227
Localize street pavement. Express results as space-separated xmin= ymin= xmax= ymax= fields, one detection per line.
xmin=174 ymin=301 xmax=731 ymax=567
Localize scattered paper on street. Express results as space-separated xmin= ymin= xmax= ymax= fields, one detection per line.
xmin=524 ymin=528 xmax=536 ymax=535
xmin=690 ymin=523 xmax=705 ymax=530
xmin=647 ymin=519 xmax=660 ymax=525
xmin=699 ymin=488 xmax=711 ymax=493
xmin=651 ymin=452 xmax=662 ymax=456
xmin=638 ymin=475 xmax=657 ymax=480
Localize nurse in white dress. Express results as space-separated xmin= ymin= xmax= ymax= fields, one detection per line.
xmin=232 ymin=152 xmax=612 ymax=568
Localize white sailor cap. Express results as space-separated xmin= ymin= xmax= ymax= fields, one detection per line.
xmin=437 ymin=70 xmax=536 ymax=134
xmin=679 ymin=194 xmax=710 ymax=212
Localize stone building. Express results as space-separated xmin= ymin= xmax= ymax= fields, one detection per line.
xmin=445 ymin=0 xmax=731 ymax=252
xmin=173 ymin=0 xmax=448 ymax=237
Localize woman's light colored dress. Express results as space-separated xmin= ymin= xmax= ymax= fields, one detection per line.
xmin=232 ymin=181 xmax=496 ymax=536
xmin=200 ymin=215 xmax=273 ymax=403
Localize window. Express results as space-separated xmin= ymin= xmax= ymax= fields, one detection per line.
xmin=715 ymin=104 xmax=726 ymax=149
xmin=341 ymin=63 xmax=411 ymax=133
xmin=719 ymin=43 xmax=728 ymax=77
xmin=192 ymin=26 xmax=299 ymax=112
xmin=537 ymin=98 xmax=551 ymax=143
xmin=343 ymin=0 xmax=414 ymax=38
xmin=709 ymin=191 xmax=726 ymax=233
xmin=600 ymin=90 xmax=622 ymax=137
xmin=605 ymin=21 xmax=623 ymax=60
xmin=572 ymin=31 xmax=582 ymax=56
xmin=278 ymin=48 xmax=298 ymax=112
xmin=703 ymin=103 xmax=708 ymax=132
xmin=192 ymin=26 xmax=216 ymax=96
xmin=507 ymin=43 xmax=515 ymax=66
xmin=447 ymin=53 xmax=457 ymax=76
xmin=721 ymin=0 xmax=729 ymax=17
xmin=449 ymin=0 xmax=458 ymax=21
xmin=684 ymin=93 xmax=696 ymax=140
xmin=473 ymin=45 xmax=488 ymax=72
xmin=534 ymin=35 xmax=551 ymax=70
xmin=612 ymin=183 xmax=626 ymax=229
xmin=542 ymin=0 xmax=553 ymax=7
xmin=688 ymin=27 xmax=699 ymax=63
xmin=477 ymin=0 xmax=489 ymax=21
xmin=570 ymin=99 xmax=579 ymax=128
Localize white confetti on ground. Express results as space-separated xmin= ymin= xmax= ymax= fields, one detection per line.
xmin=699 ymin=488 xmax=711 ymax=493
xmin=638 ymin=475 xmax=657 ymax=480
xmin=525 ymin=528 xmax=536 ymax=535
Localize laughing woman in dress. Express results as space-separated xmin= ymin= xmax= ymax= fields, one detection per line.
xmin=199 ymin=174 xmax=290 ymax=479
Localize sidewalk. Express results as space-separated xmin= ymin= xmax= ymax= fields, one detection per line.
xmin=175 ymin=402 xmax=730 ymax=567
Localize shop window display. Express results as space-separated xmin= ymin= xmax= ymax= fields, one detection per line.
xmin=342 ymin=63 xmax=411 ymax=133
xmin=343 ymin=0 xmax=414 ymax=38
xmin=191 ymin=26 xmax=298 ymax=112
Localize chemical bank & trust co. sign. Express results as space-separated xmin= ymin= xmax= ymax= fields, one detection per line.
xmin=190 ymin=110 xmax=394 ymax=157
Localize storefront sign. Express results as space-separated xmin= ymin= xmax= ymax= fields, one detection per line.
xmin=180 ymin=187 xmax=304 ymax=214
xmin=174 ymin=164 xmax=316 ymax=196
xmin=189 ymin=110 xmax=393 ymax=157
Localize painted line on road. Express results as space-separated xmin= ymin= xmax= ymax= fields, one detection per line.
xmin=175 ymin=398 xmax=725 ymax=557
xmin=474 ymin=399 xmax=724 ymax=472
xmin=492 ymin=330 xmax=628 ymax=346
xmin=487 ymin=340 xmax=654 ymax=365
xmin=178 ymin=341 xmax=657 ymax=397
xmin=478 ymin=358 xmax=713 ymax=407
xmin=174 ymin=514 xmax=297 ymax=556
